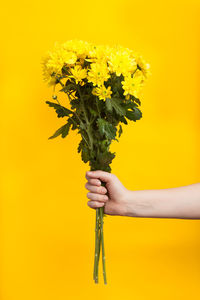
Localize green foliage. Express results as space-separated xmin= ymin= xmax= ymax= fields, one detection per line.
xmin=49 ymin=122 xmax=71 ymax=139
xmin=105 ymin=98 xmax=113 ymax=112
xmin=126 ymin=107 xmax=142 ymax=121
xmin=97 ymin=118 xmax=117 ymax=140
xmin=78 ymin=140 xmax=90 ymax=163
xmin=108 ymin=98 xmax=126 ymax=116
xmin=46 ymin=83 xmax=143 ymax=171
xmin=118 ymin=124 xmax=123 ymax=137
xmin=46 ymin=101 xmax=73 ymax=118
xmin=90 ymin=151 xmax=115 ymax=172
xmin=60 ymin=83 xmax=77 ymax=94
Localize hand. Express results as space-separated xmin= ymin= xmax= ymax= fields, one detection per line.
xmin=85 ymin=170 xmax=130 ymax=216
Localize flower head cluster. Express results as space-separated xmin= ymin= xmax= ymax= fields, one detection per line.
xmin=92 ymin=85 xmax=112 ymax=101
xmin=42 ymin=40 xmax=150 ymax=101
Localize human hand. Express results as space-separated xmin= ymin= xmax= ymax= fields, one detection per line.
xmin=85 ymin=170 xmax=130 ymax=216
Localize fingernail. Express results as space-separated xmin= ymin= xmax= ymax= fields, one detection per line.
xmin=87 ymin=171 xmax=92 ymax=175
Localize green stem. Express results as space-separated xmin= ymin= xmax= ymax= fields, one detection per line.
xmin=100 ymin=207 xmax=107 ymax=285
xmin=93 ymin=208 xmax=99 ymax=282
xmin=55 ymin=76 xmax=65 ymax=87
xmin=96 ymin=96 xmax=101 ymax=118
xmin=92 ymin=179 xmax=107 ymax=284
xmin=77 ymin=85 xmax=89 ymax=125
xmin=77 ymin=85 xmax=94 ymax=151
xmin=94 ymin=208 xmax=101 ymax=283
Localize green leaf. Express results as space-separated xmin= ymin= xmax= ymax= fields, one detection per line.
xmin=133 ymin=97 xmax=141 ymax=106
xmin=89 ymin=150 xmax=115 ymax=172
xmin=48 ymin=122 xmax=71 ymax=139
xmin=126 ymin=107 xmax=142 ymax=121
xmin=105 ymin=98 xmax=113 ymax=112
xmin=59 ymin=83 xmax=76 ymax=93
xmin=70 ymin=99 xmax=79 ymax=110
xmin=81 ymin=147 xmax=90 ymax=163
xmin=97 ymin=118 xmax=117 ymax=140
xmin=123 ymin=101 xmax=136 ymax=110
xmin=68 ymin=117 xmax=78 ymax=130
xmin=46 ymin=101 xmax=73 ymax=118
xmin=98 ymin=151 xmax=116 ymax=166
xmin=120 ymin=116 xmax=128 ymax=124
xmin=118 ymin=124 xmax=123 ymax=137
xmin=110 ymin=98 xmax=126 ymax=116
xmin=61 ymin=122 xmax=71 ymax=138
xmin=77 ymin=140 xmax=83 ymax=153
xmin=77 ymin=139 xmax=90 ymax=163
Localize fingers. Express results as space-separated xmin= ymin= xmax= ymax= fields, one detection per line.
xmin=87 ymin=200 xmax=105 ymax=209
xmin=85 ymin=182 xmax=107 ymax=194
xmin=87 ymin=192 xmax=108 ymax=202
xmin=87 ymin=178 xmax=101 ymax=187
xmin=85 ymin=170 xmax=111 ymax=210
xmin=86 ymin=170 xmax=113 ymax=183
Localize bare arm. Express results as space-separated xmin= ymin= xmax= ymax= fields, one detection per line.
xmin=85 ymin=171 xmax=200 ymax=219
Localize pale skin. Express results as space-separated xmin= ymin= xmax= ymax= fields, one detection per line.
xmin=85 ymin=170 xmax=200 ymax=219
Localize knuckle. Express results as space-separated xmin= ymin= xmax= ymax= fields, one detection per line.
xmin=100 ymin=187 xmax=107 ymax=194
xmin=95 ymin=179 xmax=101 ymax=186
xmin=104 ymin=195 xmax=108 ymax=201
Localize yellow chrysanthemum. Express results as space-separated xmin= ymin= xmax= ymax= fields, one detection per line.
xmin=42 ymin=44 xmax=77 ymax=84
xmin=135 ymin=56 xmax=151 ymax=78
xmin=42 ymin=40 xmax=150 ymax=94
xmin=92 ymin=85 xmax=112 ymax=101
xmin=47 ymin=48 xmax=77 ymax=70
xmin=89 ymin=45 xmax=112 ymax=62
xmin=87 ymin=62 xmax=110 ymax=86
xmin=62 ymin=39 xmax=92 ymax=60
xmin=108 ymin=50 xmax=137 ymax=76
xmin=69 ymin=65 xmax=87 ymax=84
xmin=121 ymin=71 xmax=144 ymax=98
xmin=41 ymin=56 xmax=57 ymax=86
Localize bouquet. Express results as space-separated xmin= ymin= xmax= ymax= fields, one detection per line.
xmin=42 ymin=40 xmax=150 ymax=284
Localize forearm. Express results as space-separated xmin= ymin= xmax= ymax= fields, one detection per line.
xmin=125 ymin=183 xmax=200 ymax=219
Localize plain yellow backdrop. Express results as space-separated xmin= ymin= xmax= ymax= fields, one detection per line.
xmin=1 ymin=0 xmax=200 ymax=299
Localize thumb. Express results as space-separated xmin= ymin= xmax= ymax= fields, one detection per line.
xmin=86 ymin=170 xmax=112 ymax=183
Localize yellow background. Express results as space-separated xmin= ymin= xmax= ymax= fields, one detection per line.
xmin=1 ymin=0 xmax=200 ymax=299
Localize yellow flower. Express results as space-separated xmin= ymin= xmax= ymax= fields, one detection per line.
xmin=108 ymin=50 xmax=137 ymax=76
xmin=92 ymin=85 xmax=112 ymax=101
xmin=47 ymin=48 xmax=77 ymax=71
xmin=69 ymin=65 xmax=87 ymax=84
xmin=89 ymin=45 xmax=112 ymax=62
xmin=41 ymin=55 xmax=57 ymax=86
xmin=62 ymin=39 xmax=92 ymax=60
xmin=121 ymin=72 xmax=143 ymax=98
xmin=42 ymin=40 xmax=150 ymax=91
xmin=135 ymin=56 xmax=151 ymax=78
xmin=42 ymin=44 xmax=77 ymax=85
xmin=87 ymin=62 xmax=110 ymax=86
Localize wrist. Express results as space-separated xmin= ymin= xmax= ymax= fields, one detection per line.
xmin=122 ymin=190 xmax=138 ymax=217
xmin=123 ymin=190 xmax=154 ymax=218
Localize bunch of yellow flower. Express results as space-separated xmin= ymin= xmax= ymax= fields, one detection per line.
xmin=42 ymin=40 xmax=150 ymax=285
xmin=42 ymin=40 xmax=150 ymax=101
